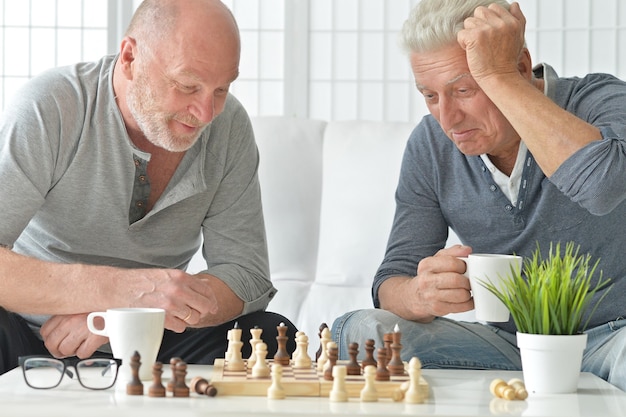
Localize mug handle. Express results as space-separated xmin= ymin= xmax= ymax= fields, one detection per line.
xmin=86 ymin=312 xmax=108 ymax=336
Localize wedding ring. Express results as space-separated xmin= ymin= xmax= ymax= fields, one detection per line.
xmin=183 ymin=309 xmax=193 ymax=322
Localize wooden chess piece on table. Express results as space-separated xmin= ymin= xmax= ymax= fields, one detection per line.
xmin=346 ymin=342 xmax=361 ymax=375
xmin=329 ymin=365 xmax=348 ymax=402
xmin=267 ymin=363 xmax=286 ymax=400
xmin=226 ymin=322 xmax=245 ymax=372
xmin=173 ymin=361 xmax=190 ymax=397
xmin=323 ymin=341 xmax=338 ymax=381
xmin=360 ymin=365 xmax=378 ymax=402
xmin=361 ymin=339 xmax=377 ymax=371
xmin=167 ymin=357 xmax=182 ymax=393
xmin=127 ymin=350 xmax=144 ymax=395
xmin=315 ymin=323 xmax=328 ymax=361
xmin=273 ymin=322 xmax=290 ymax=366
xmin=375 ymin=348 xmax=390 ymax=382
xmin=248 ymin=326 xmax=263 ymax=368
xmin=190 ymin=376 xmax=218 ymax=397
xmin=148 ymin=361 xmax=166 ymax=397
xmin=251 ymin=342 xmax=271 ymax=378
xmin=387 ymin=325 xmax=405 ymax=376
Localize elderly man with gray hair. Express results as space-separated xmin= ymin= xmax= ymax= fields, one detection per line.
xmin=333 ymin=0 xmax=626 ymax=390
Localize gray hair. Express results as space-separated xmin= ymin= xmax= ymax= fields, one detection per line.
xmin=400 ymin=0 xmax=512 ymax=54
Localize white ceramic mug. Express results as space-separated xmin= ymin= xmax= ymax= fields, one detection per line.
xmin=87 ymin=308 xmax=165 ymax=382
xmin=459 ymin=254 xmax=522 ymax=322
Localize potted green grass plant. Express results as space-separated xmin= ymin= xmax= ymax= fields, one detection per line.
xmin=481 ymin=241 xmax=611 ymax=394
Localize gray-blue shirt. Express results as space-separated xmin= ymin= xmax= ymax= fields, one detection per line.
xmin=0 ymin=55 xmax=276 ymax=327
xmin=373 ymin=64 xmax=626 ymax=333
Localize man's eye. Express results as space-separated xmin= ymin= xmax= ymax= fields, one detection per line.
xmin=178 ymin=83 xmax=198 ymax=93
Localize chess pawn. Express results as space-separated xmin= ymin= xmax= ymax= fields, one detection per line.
xmin=508 ymin=378 xmax=528 ymax=400
xmin=291 ymin=331 xmax=304 ymax=361
xmin=361 ymin=339 xmax=377 ymax=370
xmin=294 ymin=334 xmax=312 ymax=369
xmin=316 ymin=327 xmax=332 ymax=371
xmin=490 ymin=378 xmax=515 ymax=400
xmin=190 ymin=376 xmax=218 ymax=397
xmin=315 ymin=323 xmax=328 ymax=361
xmin=167 ymin=357 xmax=182 ymax=393
xmin=323 ymin=341 xmax=338 ymax=381
xmin=173 ymin=361 xmax=190 ymax=397
xmin=346 ymin=342 xmax=361 ymax=375
xmin=404 ymin=357 xmax=424 ymax=404
xmin=267 ymin=363 xmax=286 ymax=399
xmin=148 ymin=361 xmax=166 ymax=397
xmin=251 ymin=342 xmax=271 ymax=378
xmin=329 ymin=365 xmax=348 ymax=402
xmin=375 ymin=348 xmax=390 ymax=381
xmin=360 ymin=365 xmax=378 ymax=402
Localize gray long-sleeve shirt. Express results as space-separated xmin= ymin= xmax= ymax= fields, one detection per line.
xmin=373 ymin=64 xmax=626 ymax=333
xmin=0 ymin=55 xmax=276 ymax=328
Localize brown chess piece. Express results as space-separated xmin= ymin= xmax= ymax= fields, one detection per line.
xmin=190 ymin=376 xmax=218 ymax=397
xmin=346 ymin=342 xmax=361 ymax=375
xmin=126 ymin=350 xmax=144 ymax=395
xmin=383 ymin=332 xmax=393 ymax=362
xmin=173 ymin=361 xmax=190 ymax=397
xmin=387 ymin=330 xmax=405 ymax=376
xmin=148 ymin=361 xmax=166 ymax=397
xmin=167 ymin=357 xmax=182 ymax=393
xmin=273 ymin=322 xmax=290 ymax=366
xmin=323 ymin=343 xmax=338 ymax=381
xmin=375 ymin=348 xmax=390 ymax=381
xmin=361 ymin=339 xmax=377 ymax=371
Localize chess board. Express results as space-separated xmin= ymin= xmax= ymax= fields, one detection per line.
xmin=210 ymin=359 xmax=429 ymax=399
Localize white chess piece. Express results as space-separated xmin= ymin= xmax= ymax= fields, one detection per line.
xmin=291 ymin=331 xmax=304 ymax=363
xmin=226 ymin=339 xmax=245 ymax=371
xmin=248 ymin=327 xmax=263 ymax=368
xmin=329 ymin=365 xmax=348 ymax=402
xmin=316 ymin=327 xmax=332 ymax=371
xmin=360 ymin=365 xmax=378 ymax=402
xmin=404 ymin=357 xmax=424 ymax=404
xmin=251 ymin=342 xmax=270 ymax=378
xmin=267 ymin=363 xmax=286 ymax=399
xmin=294 ymin=334 xmax=312 ymax=369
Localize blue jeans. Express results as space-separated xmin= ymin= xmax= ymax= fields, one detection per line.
xmin=332 ymin=309 xmax=626 ymax=391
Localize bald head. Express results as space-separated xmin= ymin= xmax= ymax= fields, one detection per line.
xmin=126 ymin=0 xmax=239 ymax=57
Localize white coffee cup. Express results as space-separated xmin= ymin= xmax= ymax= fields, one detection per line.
xmin=459 ymin=254 xmax=522 ymax=322
xmin=87 ymin=307 xmax=165 ymax=382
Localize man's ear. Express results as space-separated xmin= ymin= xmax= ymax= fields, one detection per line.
xmin=517 ymin=47 xmax=533 ymax=81
xmin=118 ymin=37 xmax=138 ymax=80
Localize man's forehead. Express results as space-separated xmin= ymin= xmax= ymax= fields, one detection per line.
xmin=415 ymin=72 xmax=473 ymax=90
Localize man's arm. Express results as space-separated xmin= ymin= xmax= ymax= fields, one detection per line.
xmin=0 ymin=247 xmax=218 ymax=332
xmin=378 ymin=245 xmax=473 ymax=322
xmin=457 ymin=2 xmax=601 ymax=177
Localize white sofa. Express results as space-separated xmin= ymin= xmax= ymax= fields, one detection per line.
xmin=189 ymin=116 xmax=465 ymax=340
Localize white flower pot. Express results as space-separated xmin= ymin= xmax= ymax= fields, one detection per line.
xmin=516 ymin=332 xmax=587 ymax=394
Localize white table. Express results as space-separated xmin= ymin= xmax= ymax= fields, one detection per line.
xmin=2 ymin=365 xmax=625 ymax=417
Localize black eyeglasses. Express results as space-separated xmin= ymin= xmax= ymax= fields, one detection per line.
xmin=19 ymin=356 xmax=121 ymax=390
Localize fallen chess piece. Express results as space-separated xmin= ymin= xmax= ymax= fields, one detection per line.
xmin=490 ymin=378 xmax=527 ymax=401
xmin=507 ymin=378 xmax=528 ymax=400
xmin=190 ymin=376 xmax=218 ymax=397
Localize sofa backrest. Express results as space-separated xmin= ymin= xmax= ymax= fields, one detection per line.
xmin=254 ymin=116 xmax=415 ymax=339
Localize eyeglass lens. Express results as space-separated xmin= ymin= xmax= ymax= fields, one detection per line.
xmin=22 ymin=357 xmax=118 ymax=390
